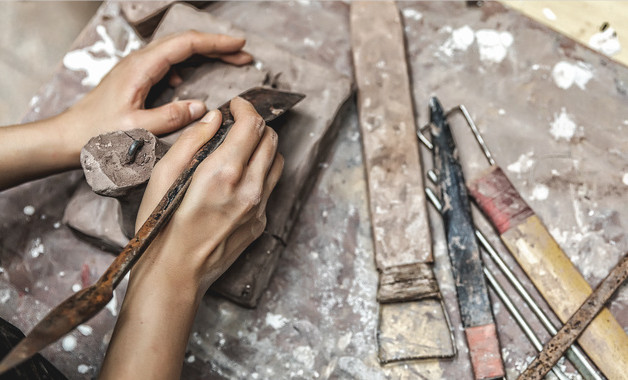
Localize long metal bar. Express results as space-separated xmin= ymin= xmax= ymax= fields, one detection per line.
xmin=424 ymin=187 xmax=569 ymax=380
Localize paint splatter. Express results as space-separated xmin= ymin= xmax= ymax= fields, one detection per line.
xmin=30 ymin=238 xmax=44 ymax=258
xmin=589 ymin=27 xmax=621 ymax=56
xmin=23 ymin=205 xmax=35 ymax=216
xmin=77 ymin=364 xmax=90 ymax=374
xmin=0 ymin=289 xmax=11 ymax=304
xmin=402 ymin=8 xmax=423 ymax=21
xmin=542 ymin=8 xmax=557 ymax=21
xmin=622 ymin=173 xmax=628 ymax=185
xmin=106 ymin=290 xmax=118 ymax=317
xmin=507 ymin=152 xmax=535 ymax=174
xmin=549 ymin=108 xmax=577 ymax=141
xmin=72 ymin=283 xmax=82 ymax=292
xmin=530 ymin=184 xmax=549 ymax=201
xmin=475 ymin=29 xmax=513 ymax=64
xmin=439 ymin=25 xmax=475 ymax=57
xmin=186 ymin=355 xmax=196 ymax=363
xmin=293 ymin=346 xmax=316 ymax=369
xmin=53 ymin=222 xmax=61 ymax=229
xmin=62 ymin=335 xmax=77 ymax=352
xmin=63 ymin=24 xmax=142 ymax=87
xmin=265 ymin=313 xmax=288 ymax=329
xmin=551 ymin=61 xmax=593 ymax=90
xmin=77 ymin=324 xmax=93 ymax=336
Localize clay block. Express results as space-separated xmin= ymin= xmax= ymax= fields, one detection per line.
xmin=152 ymin=4 xmax=352 ymax=307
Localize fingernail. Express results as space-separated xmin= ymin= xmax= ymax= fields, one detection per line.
xmin=188 ymin=101 xmax=206 ymax=119
xmin=201 ymin=109 xmax=219 ymax=123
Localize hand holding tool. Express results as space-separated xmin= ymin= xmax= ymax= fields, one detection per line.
xmin=0 ymin=87 xmax=304 ymax=374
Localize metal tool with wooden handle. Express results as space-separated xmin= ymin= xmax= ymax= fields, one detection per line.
xmin=0 ymin=87 xmax=305 ymax=374
xmin=448 ymin=105 xmax=628 ymax=380
xmin=430 ymin=97 xmax=505 ymax=380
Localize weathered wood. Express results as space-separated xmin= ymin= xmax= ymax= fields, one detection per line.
xmin=377 ymin=263 xmax=439 ymax=303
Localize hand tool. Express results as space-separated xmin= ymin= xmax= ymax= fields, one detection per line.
xmin=429 ymin=96 xmax=505 ymax=380
xmin=0 ymin=87 xmax=305 ymax=374
xmin=350 ymin=0 xmax=455 ymax=363
xmin=424 ymin=187 xmax=571 ymax=380
xmin=520 ymin=253 xmax=628 ymax=380
xmin=451 ymin=105 xmax=628 ymax=380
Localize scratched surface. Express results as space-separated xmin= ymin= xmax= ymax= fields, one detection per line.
xmin=0 ymin=2 xmax=626 ymax=379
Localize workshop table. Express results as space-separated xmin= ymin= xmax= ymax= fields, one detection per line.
xmin=0 ymin=2 xmax=626 ymax=379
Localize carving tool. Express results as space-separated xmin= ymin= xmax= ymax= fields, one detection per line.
xmin=0 ymin=87 xmax=305 ymax=374
xmin=424 ymin=187 xmax=570 ymax=380
xmin=351 ymin=0 xmax=455 ymax=363
xmin=429 ymin=96 xmax=505 ymax=380
xmin=451 ymin=105 xmax=628 ymax=380
xmin=420 ymin=106 xmax=603 ymax=380
xmin=520 ymin=253 xmax=628 ymax=380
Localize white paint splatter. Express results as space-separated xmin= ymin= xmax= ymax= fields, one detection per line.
xmin=531 ymin=64 xmax=541 ymax=70
xmin=53 ymin=222 xmax=61 ymax=229
xmin=77 ymin=364 xmax=90 ymax=374
xmin=0 ymin=289 xmax=11 ymax=304
xmin=30 ymin=238 xmax=44 ymax=258
xmin=550 ymin=108 xmax=577 ymax=141
xmin=106 ymin=289 xmax=118 ymax=317
xmin=62 ymin=335 xmax=77 ymax=351
xmin=622 ymin=173 xmax=628 ymax=185
xmin=475 ymin=29 xmax=513 ymax=64
xmin=59 ymin=271 xmax=65 ymax=277
xmin=23 ymin=205 xmax=35 ymax=216
xmin=29 ymin=96 xmax=39 ymax=107
xmin=507 ymin=152 xmax=535 ymax=174
xmin=530 ymin=184 xmax=549 ymax=201
xmin=402 ymin=8 xmax=423 ymax=21
xmin=72 ymin=283 xmax=82 ymax=292
xmin=439 ymin=25 xmax=475 ymax=57
xmin=542 ymin=8 xmax=557 ymax=21
xmin=303 ymin=37 xmax=319 ymax=48
xmin=498 ymin=109 xmax=506 ymax=115
xmin=551 ymin=61 xmax=593 ymax=90
xmin=337 ymin=332 xmax=352 ymax=351
xmin=63 ymin=24 xmax=142 ymax=87
xmin=293 ymin=346 xmax=316 ymax=369
xmin=77 ymin=324 xmax=93 ymax=336
xmin=589 ymin=27 xmax=621 ymax=56
xmin=265 ymin=313 xmax=288 ymax=329
xmin=186 ymin=354 xmax=196 ymax=363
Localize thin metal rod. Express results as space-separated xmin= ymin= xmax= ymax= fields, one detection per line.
xmin=426 ymin=171 xmax=602 ymax=380
xmin=484 ymin=268 xmax=570 ymax=380
xmin=446 ymin=105 xmax=496 ymax=166
xmin=416 ymin=124 xmax=433 ymax=150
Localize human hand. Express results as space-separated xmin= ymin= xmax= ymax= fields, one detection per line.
xmin=130 ymin=96 xmax=283 ymax=297
xmin=61 ymin=30 xmax=252 ymax=161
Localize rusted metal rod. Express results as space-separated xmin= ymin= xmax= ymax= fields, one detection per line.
xmin=0 ymin=88 xmax=304 ymax=374
xmin=519 ymin=253 xmax=628 ymax=380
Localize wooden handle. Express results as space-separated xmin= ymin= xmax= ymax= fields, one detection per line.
xmin=469 ymin=166 xmax=628 ymax=380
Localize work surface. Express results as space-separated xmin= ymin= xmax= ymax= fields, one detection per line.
xmin=0 ymin=2 xmax=626 ymax=379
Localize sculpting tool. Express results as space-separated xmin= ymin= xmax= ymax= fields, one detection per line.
xmin=520 ymin=253 xmax=628 ymax=380
xmin=425 ymin=171 xmax=602 ymax=380
xmin=424 ymin=187 xmax=570 ymax=380
xmin=430 ymin=97 xmax=505 ymax=380
xmin=0 ymin=87 xmax=305 ymax=374
xmin=351 ymin=0 xmax=455 ymax=363
xmin=448 ymin=105 xmax=628 ymax=380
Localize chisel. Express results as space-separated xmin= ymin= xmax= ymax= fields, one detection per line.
xmin=430 ymin=97 xmax=505 ymax=379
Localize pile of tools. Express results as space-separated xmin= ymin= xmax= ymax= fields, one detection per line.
xmin=351 ymin=1 xmax=627 ymax=379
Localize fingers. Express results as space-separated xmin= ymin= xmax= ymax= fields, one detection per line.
xmin=135 ymin=110 xmax=222 ymax=230
xmin=136 ymin=31 xmax=247 ymax=87
xmin=247 ymin=127 xmax=279 ymax=183
xmin=214 ymin=97 xmax=265 ymax=170
xmin=133 ymin=100 xmax=207 ymax=135
xmin=217 ymin=51 xmax=253 ymax=66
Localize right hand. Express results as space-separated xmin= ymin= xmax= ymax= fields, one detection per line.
xmin=130 ymin=96 xmax=283 ymax=298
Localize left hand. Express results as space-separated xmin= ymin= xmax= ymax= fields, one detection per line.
xmin=60 ymin=30 xmax=252 ymax=159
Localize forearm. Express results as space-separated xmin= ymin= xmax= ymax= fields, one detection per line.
xmin=0 ymin=112 xmax=81 ymax=190
xmin=99 ymin=246 xmax=202 ymax=380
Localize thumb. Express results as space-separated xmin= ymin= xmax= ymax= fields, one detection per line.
xmin=136 ymin=100 xmax=207 ymax=135
xmin=135 ymin=109 xmax=221 ymax=230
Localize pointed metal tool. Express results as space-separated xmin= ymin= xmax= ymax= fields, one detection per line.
xmin=0 ymin=87 xmax=305 ymax=374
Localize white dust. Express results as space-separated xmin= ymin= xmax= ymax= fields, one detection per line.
xmin=439 ymin=25 xmax=475 ymax=57
xmin=551 ymin=61 xmax=593 ymax=90
xmin=589 ymin=27 xmax=621 ymax=56
xmin=549 ymin=108 xmax=577 ymax=141
xmin=475 ymin=29 xmax=514 ymax=64
xmin=542 ymin=8 xmax=557 ymax=21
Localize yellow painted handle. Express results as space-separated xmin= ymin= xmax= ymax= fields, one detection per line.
xmin=502 ymin=215 xmax=628 ymax=380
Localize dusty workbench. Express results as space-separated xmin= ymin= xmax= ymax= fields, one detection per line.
xmin=0 ymin=1 xmax=626 ymax=379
